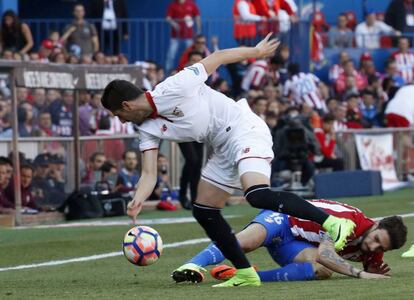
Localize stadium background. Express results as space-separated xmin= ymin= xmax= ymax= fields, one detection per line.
xmin=0 ymin=1 xmax=413 ymax=299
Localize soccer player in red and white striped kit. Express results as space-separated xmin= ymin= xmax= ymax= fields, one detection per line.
xmin=283 ymin=63 xmax=327 ymax=113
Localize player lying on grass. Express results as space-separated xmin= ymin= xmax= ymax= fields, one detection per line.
xmin=101 ymin=33 xmax=355 ymax=287
xmin=172 ymin=199 xmax=407 ymax=283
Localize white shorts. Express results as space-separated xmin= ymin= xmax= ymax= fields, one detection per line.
xmin=201 ymin=108 xmax=274 ymax=194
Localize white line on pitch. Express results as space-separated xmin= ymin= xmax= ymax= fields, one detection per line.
xmin=2 ymin=212 xmax=414 ymax=273
xmin=0 ymin=238 xmax=210 ymax=272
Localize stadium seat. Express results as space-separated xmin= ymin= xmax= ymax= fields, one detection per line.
xmin=314 ymin=170 xmax=383 ymax=198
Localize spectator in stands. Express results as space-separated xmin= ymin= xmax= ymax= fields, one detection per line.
xmin=177 ymin=34 xmax=210 ymax=70
xmin=333 ymin=104 xmax=348 ymax=132
xmin=329 ymin=51 xmax=349 ymax=83
xmin=0 ymin=10 xmax=33 ymax=55
xmin=335 ymin=59 xmax=366 ymax=97
xmin=328 ymin=13 xmax=354 ymax=48
xmin=165 ymin=0 xmax=201 ymax=73
xmin=32 ymin=88 xmax=47 ymax=119
xmin=0 ymin=158 xmax=13 ymax=212
xmin=359 ymin=52 xmax=379 ymax=81
xmin=241 ymin=56 xmax=280 ymax=92
xmin=18 ymin=102 xmax=35 ymax=137
xmin=82 ymin=152 xmax=106 ymax=185
xmin=46 ymin=89 xmax=61 ymax=106
xmin=16 ymin=87 xmax=29 ymax=104
xmin=100 ymin=160 xmax=118 ymax=189
xmin=360 ymin=89 xmax=379 ymax=128
xmin=93 ymin=51 xmax=106 ymax=65
xmin=345 ymin=94 xmax=364 ymax=129
xmin=141 ymin=61 xmax=160 ymax=91
xmin=150 ymin=153 xmax=172 ymax=200
xmin=390 ymin=36 xmax=414 ymax=83
xmin=116 ymin=150 xmax=140 ymax=193
xmin=19 ymin=164 xmax=39 ymax=210
xmin=384 ymin=58 xmax=406 ymax=87
xmin=314 ymin=114 xmax=344 ymax=171
xmin=61 ymin=4 xmax=99 ymax=57
xmin=233 ymin=0 xmax=264 ymax=46
xmin=252 ymin=96 xmax=268 ymax=119
xmin=89 ymin=0 xmax=128 ymax=55
xmin=79 ymin=91 xmax=99 ymax=136
xmin=385 ymin=0 xmax=414 ymax=39
xmin=326 ymin=97 xmax=339 ymax=115
xmin=355 ymin=10 xmax=400 ymax=49
xmin=31 ymin=153 xmax=64 ymax=208
xmin=283 ymin=63 xmax=327 ymax=113
xmin=49 ymin=90 xmax=73 ymax=136
xmin=34 ymin=111 xmax=60 ymax=137
xmin=38 ymin=40 xmax=54 ymax=62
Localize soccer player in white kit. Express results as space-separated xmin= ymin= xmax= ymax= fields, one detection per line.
xmin=101 ymin=34 xmax=355 ymax=287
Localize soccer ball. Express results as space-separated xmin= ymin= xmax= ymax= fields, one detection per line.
xmin=123 ymin=225 xmax=163 ymax=266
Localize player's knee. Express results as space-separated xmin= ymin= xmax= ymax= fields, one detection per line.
xmin=244 ymin=184 xmax=271 ymax=209
xmin=312 ymin=263 xmax=333 ymax=280
xmin=192 ymin=203 xmax=220 ymax=224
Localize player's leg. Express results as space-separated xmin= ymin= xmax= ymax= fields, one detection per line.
xmin=173 ymin=179 xmax=260 ymax=287
xmin=186 ymin=223 xmax=266 ymax=268
xmin=239 ymin=158 xmax=355 ymax=250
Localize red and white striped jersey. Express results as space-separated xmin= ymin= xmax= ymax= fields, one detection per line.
xmin=241 ymin=60 xmax=279 ymax=91
xmin=333 ymin=120 xmax=348 ymax=132
xmin=288 ymin=199 xmax=383 ymax=267
xmin=283 ymin=72 xmax=327 ymax=112
xmin=392 ymin=51 xmax=414 ymax=83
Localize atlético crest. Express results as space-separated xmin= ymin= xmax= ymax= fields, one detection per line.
xmin=172 ymin=107 xmax=184 ymax=117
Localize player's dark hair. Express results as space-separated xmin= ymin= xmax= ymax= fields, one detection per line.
xmin=122 ymin=149 xmax=137 ymax=160
xmin=361 ymin=89 xmax=375 ymax=97
xmin=20 ymin=163 xmax=34 ymax=173
xmin=101 ymin=80 xmax=144 ymax=112
xmin=378 ymin=216 xmax=407 ymax=250
xmin=323 ymin=114 xmax=335 ymax=123
xmin=90 ymin=152 xmax=105 ymax=163
xmin=188 ymin=50 xmax=204 ymax=61
xmin=287 ymin=63 xmax=300 ymax=76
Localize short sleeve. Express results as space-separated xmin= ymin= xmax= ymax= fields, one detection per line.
xmin=158 ymin=62 xmax=208 ymax=97
xmin=166 ymin=3 xmax=174 ymax=18
xmin=283 ymin=80 xmax=291 ymax=96
xmin=192 ymin=3 xmax=200 ymax=16
xmin=90 ymin=24 xmax=98 ymax=36
xmin=139 ymin=130 xmax=160 ymax=152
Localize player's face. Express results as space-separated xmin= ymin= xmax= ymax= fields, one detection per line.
xmin=113 ymin=108 xmax=148 ymax=125
xmin=361 ymin=228 xmax=391 ymax=254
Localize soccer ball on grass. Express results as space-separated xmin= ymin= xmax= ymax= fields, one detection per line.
xmin=123 ymin=225 xmax=163 ymax=266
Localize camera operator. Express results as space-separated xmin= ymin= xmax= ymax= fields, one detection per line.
xmin=273 ymin=108 xmax=321 ymax=186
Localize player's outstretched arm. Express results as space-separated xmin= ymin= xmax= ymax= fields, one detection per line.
xmin=127 ymin=149 xmax=158 ymax=222
xmin=200 ymin=33 xmax=280 ymax=75
xmin=317 ymin=234 xmax=389 ymax=279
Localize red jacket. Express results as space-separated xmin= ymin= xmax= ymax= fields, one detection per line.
xmin=314 ymin=128 xmax=335 ymax=158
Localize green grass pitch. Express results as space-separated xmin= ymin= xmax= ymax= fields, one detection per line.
xmin=1 ymin=189 xmax=414 ymax=299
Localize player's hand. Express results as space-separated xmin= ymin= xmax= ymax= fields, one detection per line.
xmin=366 ymin=263 xmax=391 ymax=275
xmin=127 ymin=199 xmax=143 ymax=223
xmin=359 ymin=271 xmax=390 ymax=279
xmin=255 ymin=33 xmax=280 ymax=59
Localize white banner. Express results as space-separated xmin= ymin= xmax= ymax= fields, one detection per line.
xmin=355 ymin=133 xmax=406 ymax=191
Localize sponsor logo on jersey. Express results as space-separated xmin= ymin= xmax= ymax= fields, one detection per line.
xmin=161 ymin=124 xmax=168 ymax=133
xmin=172 ymin=107 xmax=184 ymax=117
xmin=187 ymin=66 xmax=200 ymax=75
xmin=243 ymin=148 xmax=250 ymax=154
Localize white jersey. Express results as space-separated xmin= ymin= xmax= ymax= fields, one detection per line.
xmin=138 ymin=63 xmax=252 ymax=152
xmin=283 ymin=72 xmax=327 ymax=112
xmin=385 ymin=85 xmax=414 ymax=125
